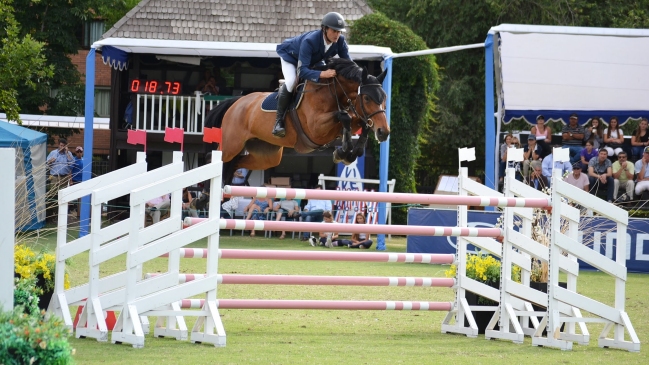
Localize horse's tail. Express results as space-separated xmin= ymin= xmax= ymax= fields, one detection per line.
xmin=204 ymin=96 xmax=243 ymax=128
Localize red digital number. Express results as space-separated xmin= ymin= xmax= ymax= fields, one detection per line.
xmin=130 ymin=79 xmax=140 ymax=92
xmin=148 ymin=81 xmax=157 ymax=93
xmin=171 ymin=82 xmax=180 ymax=95
xmin=165 ymin=81 xmax=172 ymax=94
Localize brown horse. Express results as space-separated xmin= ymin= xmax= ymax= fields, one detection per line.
xmin=205 ymin=58 xmax=390 ymax=184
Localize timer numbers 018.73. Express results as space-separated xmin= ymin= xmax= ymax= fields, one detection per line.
xmin=130 ymin=79 xmax=182 ymax=95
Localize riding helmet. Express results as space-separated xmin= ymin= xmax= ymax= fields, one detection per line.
xmin=321 ymin=12 xmax=347 ymax=32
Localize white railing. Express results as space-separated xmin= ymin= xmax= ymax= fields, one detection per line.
xmin=134 ymin=92 xmax=233 ymax=135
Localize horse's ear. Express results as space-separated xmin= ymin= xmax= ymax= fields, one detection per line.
xmin=377 ymin=68 xmax=387 ymax=84
xmin=362 ymin=67 xmax=368 ymax=81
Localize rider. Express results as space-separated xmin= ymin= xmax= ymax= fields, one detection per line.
xmin=272 ymin=12 xmax=352 ymax=138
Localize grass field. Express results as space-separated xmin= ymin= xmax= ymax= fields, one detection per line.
xmin=24 ymin=229 xmax=649 ymax=365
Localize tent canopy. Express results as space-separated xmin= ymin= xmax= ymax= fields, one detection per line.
xmin=0 ymin=121 xmax=47 ymax=148
xmin=0 ymin=121 xmax=47 ymax=231
xmin=493 ymin=24 xmax=649 ymax=126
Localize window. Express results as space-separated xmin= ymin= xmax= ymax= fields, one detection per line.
xmin=95 ymin=88 xmax=111 ymax=117
xmin=83 ymin=21 xmax=105 ymax=48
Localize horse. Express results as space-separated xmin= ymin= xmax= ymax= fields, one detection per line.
xmin=204 ymin=58 xmax=390 ymax=185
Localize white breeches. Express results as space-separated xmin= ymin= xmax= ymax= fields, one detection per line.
xmin=280 ymin=59 xmax=298 ymax=92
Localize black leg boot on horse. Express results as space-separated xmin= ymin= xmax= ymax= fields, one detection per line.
xmin=272 ymin=84 xmax=293 ymax=138
xmin=333 ymin=110 xmax=356 ymax=164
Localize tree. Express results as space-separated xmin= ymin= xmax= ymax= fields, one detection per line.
xmin=0 ymin=0 xmax=53 ymax=123
xmin=350 ymin=13 xmax=440 ymax=223
xmin=368 ymin=0 xmax=649 ymax=187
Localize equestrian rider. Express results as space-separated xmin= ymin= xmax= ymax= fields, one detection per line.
xmin=272 ymin=12 xmax=352 ymax=138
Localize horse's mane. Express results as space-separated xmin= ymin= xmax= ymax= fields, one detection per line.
xmin=316 ymin=58 xmax=363 ymax=83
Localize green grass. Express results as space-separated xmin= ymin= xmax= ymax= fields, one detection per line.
xmin=23 ymin=229 xmax=649 ymax=364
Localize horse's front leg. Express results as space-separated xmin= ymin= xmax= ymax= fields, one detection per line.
xmin=333 ymin=111 xmax=353 ymax=164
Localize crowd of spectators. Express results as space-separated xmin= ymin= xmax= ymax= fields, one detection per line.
xmin=505 ymin=114 xmax=649 ymax=204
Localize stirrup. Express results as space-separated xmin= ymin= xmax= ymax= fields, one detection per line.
xmin=272 ymin=121 xmax=286 ymax=138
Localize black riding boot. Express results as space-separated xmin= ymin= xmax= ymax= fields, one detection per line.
xmin=272 ymin=84 xmax=292 ymax=138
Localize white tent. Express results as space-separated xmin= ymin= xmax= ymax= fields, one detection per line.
xmin=485 ymin=24 xmax=649 ymax=188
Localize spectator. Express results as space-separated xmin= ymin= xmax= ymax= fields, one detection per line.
xmin=584 ymin=117 xmax=604 ymax=150
xmin=348 ymin=213 xmax=373 ymax=249
xmin=542 ymin=148 xmax=572 ymax=180
xmin=301 ymin=185 xmax=333 ymax=241
xmin=527 ymin=161 xmax=548 ymax=192
xmin=564 ymin=165 xmax=589 ymax=192
xmin=522 ymin=135 xmax=541 ymax=183
xmin=634 ymin=147 xmax=649 ymax=199
xmin=588 ymin=149 xmax=614 ymax=202
xmin=221 ymin=196 xmax=240 ymax=218
xmin=310 ymin=211 xmax=351 ymax=248
xmin=273 ymin=197 xmax=300 ymax=239
xmin=562 ymin=113 xmax=585 ymax=164
xmin=612 ymin=152 xmax=634 ymax=202
xmin=531 ymin=115 xmax=552 ymax=158
xmin=47 ymin=137 xmax=74 ymax=189
xmin=244 ymin=197 xmax=273 ymax=236
xmin=71 ymin=146 xmax=84 ymax=184
xmin=231 ymin=168 xmax=249 ymax=186
xmin=499 ymin=133 xmax=513 ymax=183
xmin=182 ymin=188 xmax=197 ymax=219
xmin=631 ymin=117 xmax=649 ymax=161
xmin=196 ymin=69 xmax=213 ymax=92
xmin=191 ymin=152 xmax=213 ymax=214
xmin=579 ymin=141 xmax=598 ymax=173
xmin=603 ymin=116 xmax=625 ymax=158
xmin=201 ymin=76 xmax=219 ymax=94
xmin=146 ymin=194 xmax=171 ymax=224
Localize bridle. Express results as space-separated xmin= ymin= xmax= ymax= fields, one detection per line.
xmin=327 ymin=77 xmax=386 ymax=130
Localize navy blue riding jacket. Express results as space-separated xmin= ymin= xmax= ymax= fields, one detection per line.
xmin=276 ymin=30 xmax=351 ymax=83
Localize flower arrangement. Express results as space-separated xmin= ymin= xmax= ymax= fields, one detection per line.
xmin=14 ymin=245 xmax=70 ymax=295
xmin=445 ymin=251 xmax=522 ymax=287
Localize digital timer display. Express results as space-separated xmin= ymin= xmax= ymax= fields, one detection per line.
xmin=129 ymin=79 xmax=182 ymax=95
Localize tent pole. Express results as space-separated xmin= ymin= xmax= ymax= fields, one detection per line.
xmin=484 ymin=33 xmax=496 ymax=192
xmin=377 ymin=56 xmax=393 ymax=251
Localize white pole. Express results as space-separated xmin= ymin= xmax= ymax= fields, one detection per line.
xmin=0 ymin=148 xmax=16 ymax=311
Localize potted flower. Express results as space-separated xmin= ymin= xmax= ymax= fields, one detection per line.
xmin=14 ymin=245 xmax=70 ymax=310
xmin=445 ymin=251 xmax=521 ymax=333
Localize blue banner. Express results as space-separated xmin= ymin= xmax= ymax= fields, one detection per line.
xmin=407 ymin=208 xmax=649 ymax=273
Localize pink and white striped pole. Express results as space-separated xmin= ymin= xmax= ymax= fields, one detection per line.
xmin=183 ymin=218 xmax=503 ymax=238
xmin=180 ymin=299 xmax=453 ymax=311
xmin=145 ymin=273 xmax=455 ymax=287
xmin=161 ymin=248 xmax=455 ymax=264
xmin=224 ymin=185 xmax=551 ymax=208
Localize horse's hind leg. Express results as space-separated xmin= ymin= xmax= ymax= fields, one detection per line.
xmin=237 ymin=139 xmax=284 ymax=171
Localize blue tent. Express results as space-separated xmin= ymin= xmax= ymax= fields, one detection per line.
xmin=0 ymin=121 xmax=47 ymax=230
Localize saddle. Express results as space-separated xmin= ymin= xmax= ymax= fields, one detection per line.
xmin=260 ymin=83 xmax=305 ymax=112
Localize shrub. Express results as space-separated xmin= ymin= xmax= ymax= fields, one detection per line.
xmin=13 ymin=277 xmax=40 ymax=317
xmin=14 ymin=245 xmax=70 ymax=294
xmin=0 ymin=307 xmax=75 ymax=365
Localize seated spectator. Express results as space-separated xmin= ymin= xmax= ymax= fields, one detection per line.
xmin=588 ymin=149 xmax=614 ymax=202
xmin=348 ymin=213 xmax=373 ymax=249
xmin=301 ymin=185 xmax=332 ymax=241
xmin=221 ymin=196 xmax=240 ymax=218
xmin=182 ymin=188 xmax=197 ymax=219
xmin=612 ymin=152 xmax=634 ymax=202
xmin=564 ymin=164 xmax=589 ymax=192
xmin=309 ymin=211 xmax=352 ymax=248
xmin=146 ymin=194 xmax=171 ymax=224
xmin=634 ymin=147 xmax=649 ymax=198
xmin=522 ymin=135 xmax=541 ymax=183
xmin=603 ymin=116 xmax=625 ymax=158
xmin=527 ymin=161 xmax=549 ymax=192
xmin=531 ymin=115 xmax=552 ymax=158
xmin=499 ymin=133 xmax=514 ymax=183
xmin=273 ymin=197 xmax=300 ymax=239
xmin=584 ymin=117 xmax=604 ymax=150
xmin=244 ymin=197 xmax=273 ymax=236
xmin=562 ymin=113 xmax=585 ymax=164
xmin=579 ymin=141 xmax=598 ymax=173
xmin=231 ymin=168 xmax=249 ymax=186
xmin=631 ymin=117 xmax=649 ymax=161
xmin=542 ymin=148 xmax=572 ymax=181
